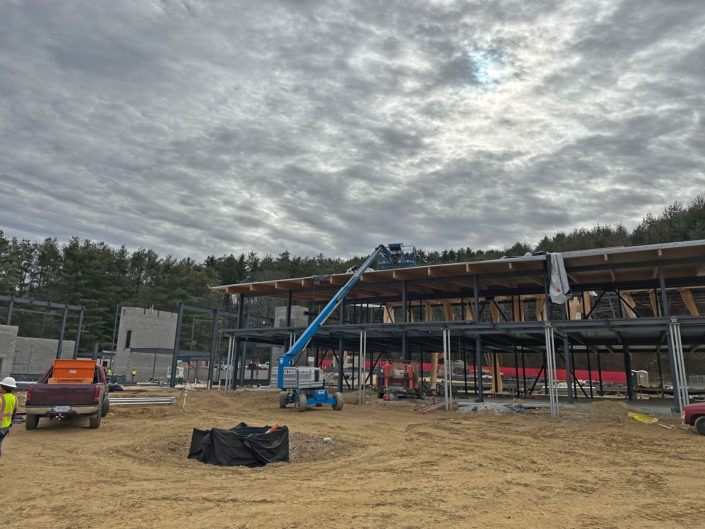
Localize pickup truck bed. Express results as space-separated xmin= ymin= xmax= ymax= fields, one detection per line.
xmin=25 ymin=362 xmax=109 ymax=430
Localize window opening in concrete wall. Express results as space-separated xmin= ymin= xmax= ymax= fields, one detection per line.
xmin=125 ymin=330 xmax=132 ymax=349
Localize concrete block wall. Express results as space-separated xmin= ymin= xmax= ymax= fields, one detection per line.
xmin=112 ymin=307 xmax=179 ymax=380
xmin=11 ymin=336 xmax=75 ymax=377
xmin=273 ymin=305 xmax=309 ymax=328
xmin=0 ymin=325 xmax=18 ymax=378
xmin=125 ymin=351 xmax=174 ymax=382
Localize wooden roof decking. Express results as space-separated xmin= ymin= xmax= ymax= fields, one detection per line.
xmin=211 ymin=240 xmax=705 ymax=302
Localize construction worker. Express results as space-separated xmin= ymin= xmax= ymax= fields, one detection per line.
xmin=131 ymin=369 xmax=136 ymax=383
xmin=0 ymin=376 xmax=18 ymax=458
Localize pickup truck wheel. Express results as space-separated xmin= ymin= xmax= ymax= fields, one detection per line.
xmin=295 ymin=392 xmax=307 ymax=412
xmin=333 ymin=392 xmax=344 ymax=411
xmin=101 ymin=400 xmax=110 ymax=417
xmin=695 ymin=416 xmax=705 ymax=436
xmin=25 ymin=414 xmax=39 ymax=430
xmin=89 ymin=412 xmax=102 ymax=429
xmin=279 ymin=391 xmax=288 ymax=408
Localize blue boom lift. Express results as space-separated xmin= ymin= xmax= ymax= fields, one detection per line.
xmin=278 ymin=243 xmax=416 ymax=411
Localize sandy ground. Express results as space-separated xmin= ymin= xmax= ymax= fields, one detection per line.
xmin=2 ymin=388 xmax=704 ymax=529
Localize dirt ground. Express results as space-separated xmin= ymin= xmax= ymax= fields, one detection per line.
xmin=2 ymin=388 xmax=704 ymax=529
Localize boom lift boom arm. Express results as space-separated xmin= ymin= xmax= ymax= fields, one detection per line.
xmin=277 ymin=244 xmax=402 ymax=388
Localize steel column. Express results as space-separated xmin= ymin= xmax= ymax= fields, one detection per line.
xmin=402 ymin=280 xmax=409 ymax=360
xmin=463 ymin=344 xmax=468 ymax=394
xmin=286 ymin=290 xmax=293 ymax=346
xmin=492 ymin=351 xmax=498 ymax=393
xmin=207 ymin=308 xmax=220 ymax=389
xmin=544 ymin=324 xmax=559 ymax=418
xmin=513 ymin=346 xmax=520 ymax=396
xmin=111 ymin=304 xmax=120 ymax=354
xmin=561 ymin=305 xmax=573 ymax=404
xmin=338 ymin=335 xmax=344 ymax=393
xmin=475 ymin=334 xmax=483 ymax=402
xmin=56 ymin=306 xmax=68 ymax=359
xmin=6 ymin=297 xmax=13 ymax=324
xmin=623 ymin=342 xmax=634 ymax=401
xmin=656 ymin=340 xmax=664 ymax=396
xmin=521 ymin=345 xmax=527 ymax=395
xmin=669 ymin=318 xmax=690 ymax=414
xmin=73 ymin=306 xmax=84 ymax=359
xmin=442 ymin=328 xmax=452 ymax=410
xmin=597 ymin=350 xmax=604 ymax=396
xmin=233 ymin=294 xmax=245 ymax=390
xmin=239 ymin=338 xmax=248 ymax=387
xmin=586 ymin=345 xmax=593 ymax=398
xmin=659 ymin=262 xmax=682 ymax=412
xmin=472 ymin=341 xmax=478 ymax=396
xmin=474 ymin=274 xmax=483 ymax=402
xmin=170 ymin=302 xmax=185 ymax=388
xmin=358 ymin=329 xmax=367 ymax=404
xmin=224 ymin=336 xmax=234 ymax=396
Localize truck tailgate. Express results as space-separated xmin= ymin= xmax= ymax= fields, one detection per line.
xmin=27 ymin=384 xmax=99 ymax=406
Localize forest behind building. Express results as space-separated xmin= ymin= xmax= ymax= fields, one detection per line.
xmin=1 ymin=197 xmax=705 ymax=352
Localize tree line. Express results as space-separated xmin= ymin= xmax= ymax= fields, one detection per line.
xmin=1 ymin=196 xmax=704 ymax=351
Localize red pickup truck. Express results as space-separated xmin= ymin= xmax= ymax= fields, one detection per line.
xmin=24 ymin=359 xmax=110 ymax=430
xmin=683 ymin=403 xmax=705 ymax=436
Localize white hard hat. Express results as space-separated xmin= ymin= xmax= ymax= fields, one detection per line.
xmin=0 ymin=376 xmax=17 ymax=389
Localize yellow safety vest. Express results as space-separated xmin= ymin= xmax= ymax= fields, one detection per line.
xmin=0 ymin=393 xmax=16 ymax=428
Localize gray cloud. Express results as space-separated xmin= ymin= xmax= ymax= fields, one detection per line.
xmin=1 ymin=0 xmax=704 ymax=261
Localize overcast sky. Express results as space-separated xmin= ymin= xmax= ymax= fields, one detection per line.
xmin=1 ymin=0 xmax=704 ymax=260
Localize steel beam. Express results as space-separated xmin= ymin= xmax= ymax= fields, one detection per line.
xmin=0 ymin=295 xmax=82 ymax=311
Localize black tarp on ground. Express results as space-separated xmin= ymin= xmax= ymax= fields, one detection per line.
xmin=188 ymin=422 xmax=289 ymax=467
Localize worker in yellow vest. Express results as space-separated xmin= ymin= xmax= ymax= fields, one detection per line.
xmin=0 ymin=376 xmax=18 ymax=458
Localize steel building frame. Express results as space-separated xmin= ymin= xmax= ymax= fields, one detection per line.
xmin=212 ymin=240 xmax=705 ymax=414
xmin=0 ymin=295 xmax=85 ymax=359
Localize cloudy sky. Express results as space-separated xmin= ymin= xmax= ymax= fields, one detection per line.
xmin=1 ymin=0 xmax=704 ymax=260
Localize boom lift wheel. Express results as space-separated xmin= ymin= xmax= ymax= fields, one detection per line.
xmin=695 ymin=416 xmax=705 ymax=436
xmin=295 ymin=392 xmax=307 ymax=412
xmin=279 ymin=391 xmax=288 ymax=408
xmin=333 ymin=392 xmax=344 ymax=411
